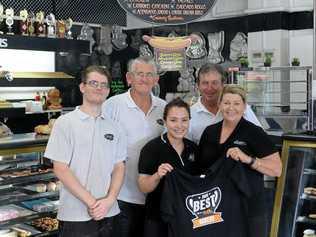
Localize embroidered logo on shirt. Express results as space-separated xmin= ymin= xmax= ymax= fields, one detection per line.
xmin=188 ymin=153 xmax=195 ymax=162
xmin=104 ymin=134 xmax=114 ymax=141
xmin=233 ymin=140 xmax=247 ymax=146
xmin=156 ymin=119 xmax=164 ymax=126
xmin=186 ymin=187 xmax=224 ymax=229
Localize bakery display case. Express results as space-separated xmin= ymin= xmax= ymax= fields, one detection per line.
xmin=233 ymin=66 xmax=313 ymax=132
xmin=0 ymin=133 xmax=59 ymax=236
xmin=270 ymin=132 xmax=316 ymax=237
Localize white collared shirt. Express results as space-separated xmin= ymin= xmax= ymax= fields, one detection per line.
xmin=45 ymin=108 xmax=127 ymax=221
xmin=188 ymin=97 xmax=262 ymax=144
xmin=102 ymin=90 xmax=166 ymax=204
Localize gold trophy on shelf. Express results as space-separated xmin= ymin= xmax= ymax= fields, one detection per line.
xmin=0 ymin=3 xmax=4 ymax=34
xmin=5 ymin=7 xmax=14 ymax=35
xmin=56 ymin=20 xmax=65 ymax=38
xmin=27 ymin=11 xmax=35 ymax=36
xmin=35 ymin=11 xmax=45 ymax=37
xmin=46 ymin=13 xmax=56 ymax=38
xmin=19 ymin=9 xmax=28 ymax=35
xmin=65 ymin=18 xmax=73 ymax=39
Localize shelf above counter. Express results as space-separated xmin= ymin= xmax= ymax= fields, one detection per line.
xmin=1 ymin=34 xmax=90 ymax=54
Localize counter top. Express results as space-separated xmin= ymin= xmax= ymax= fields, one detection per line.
xmin=0 ymin=133 xmax=49 ymax=150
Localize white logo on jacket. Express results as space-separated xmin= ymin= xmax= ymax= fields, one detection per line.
xmin=185 ymin=187 xmax=224 ymax=229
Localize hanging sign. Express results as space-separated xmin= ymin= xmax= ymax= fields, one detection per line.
xmin=143 ymin=35 xmax=193 ymax=71
xmin=156 ymin=50 xmax=186 ymax=71
xmin=117 ymin=0 xmax=217 ymax=25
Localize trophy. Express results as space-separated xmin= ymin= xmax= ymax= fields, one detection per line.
xmin=130 ymin=30 xmax=142 ymax=51
xmin=56 ymin=20 xmax=65 ymax=38
xmin=207 ymin=31 xmax=225 ymax=64
xmin=96 ymin=25 xmax=112 ymax=55
xmin=27 ymin=11 xmax=35 ymax=36
xmin=5 ymin=8 xmax=14 ymax=35
xmin=35 ymin=11 xmax=45 ymax=37
xmin=65 ymin=18 xmax=73 ymax=39
xmin=111 ymin=25 xmax=128 ymax=50
xmin=0 ymin=3 xmax=4 ymax=34
xmin=229 ymin=32 xmax=248 ymax=61
xmin=77 ymin=23 xmax=95 ymax=52
xmin=46 ymin=13 xmax=56 ymax=38
xmin=19 ymin=9 xmax=28 ymax=35
xmin=139 ymin=44 xmax=153 ymax=58
xmin=186 ymin=32 xmax=207 ymax=59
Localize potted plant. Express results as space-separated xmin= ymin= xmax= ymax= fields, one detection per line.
xmin=291 ymin=57 xmax=300 ymax=66
xmin=239 ymin=57 xmax=249 ymax=68
xmin=264 ymin=55 xmax=272 ymax=67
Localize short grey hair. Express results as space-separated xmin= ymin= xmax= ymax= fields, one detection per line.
xmin=127 ymin=56 xmax=158 ymax=74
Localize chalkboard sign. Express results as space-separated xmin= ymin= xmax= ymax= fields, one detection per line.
xmin=117 ymin=0 xmax=217 ymax=25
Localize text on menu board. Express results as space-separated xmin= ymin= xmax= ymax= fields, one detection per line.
xmin=117 ymin=0 xmax=217 ymax=25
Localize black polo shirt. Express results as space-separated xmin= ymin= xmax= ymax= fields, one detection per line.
xmin=161 ymin=158 xmax=253 ymax=237
xmin=138 ymin=133 xmax=198 ymax=220
xmin=198 ymin=117 xmax=277 ymax=169
xmin=198 ymin=117 xmax=278 ymax=237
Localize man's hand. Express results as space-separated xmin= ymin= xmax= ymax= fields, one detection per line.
xmin=88 ymin=197 xmax=115 ymax=221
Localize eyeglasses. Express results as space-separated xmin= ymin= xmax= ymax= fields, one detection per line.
xmin=132 ymin=71 xmax=157 ymax=78
xmin=85 ymin=80 xmax=109 ymax=89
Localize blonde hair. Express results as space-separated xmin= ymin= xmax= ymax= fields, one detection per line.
xmin=219 ymin=85 xmax=247 ymax=103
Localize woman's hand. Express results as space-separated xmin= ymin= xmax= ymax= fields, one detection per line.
xmin=226 ymin=147 xmax=252 ymax=164
xmin=138 ymin=163 xmax=174 ymax=194
xmin=156 ymin=163 xmax=174 ymax=179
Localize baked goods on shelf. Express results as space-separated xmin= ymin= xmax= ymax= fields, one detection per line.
xmin=0 ymin=122 xmax=13 ymax=138
xmin=32 ymin=217 xmax=58 ymax=231
xmin=0 ymin=168 xmax=52 ymax=178
xmin=24 ymin=181 xmax=60 ymax=193
xmin=304 ymin=187 xmax=316 ymax=196
xmin=24 ymin=183 xmax=47 ymax=193
xmin=47 ymin=88 xmax=62 ymax=110
xmin=308 ymin=214 xmax=316 ymax=219
xmin=0 ymin=205 xmax=34 ymax=222
xmin=34 ymin=119 xmax=56 ymax=135
xmin=10 ymin=226 xmax=32 ymax=237
xmin=11 ymin=223 xmax=41 ymax=237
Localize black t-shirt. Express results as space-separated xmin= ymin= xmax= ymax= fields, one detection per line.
xmin=198 ymin=117 xmax=278 ymax=237
xmin=138 ymin=133 xmax=199 ymax=220
xmin=161 ymin=158 xmax=254 ymax=237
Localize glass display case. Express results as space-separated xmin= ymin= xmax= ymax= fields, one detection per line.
xmin=232 ymin=66 xmax=313 ymax=132
xmin=270 ymin=132 xmax=316 ymax=237
xmin=0 ymin=133 xmax=59 ymax=236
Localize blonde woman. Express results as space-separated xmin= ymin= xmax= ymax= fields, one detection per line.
xmin=198 ymin=85 xmax=282 ymax=237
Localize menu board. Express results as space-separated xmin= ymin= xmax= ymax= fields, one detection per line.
xmin=156 ymin=50 xmax=186 ymax=71
xmin=117 ymin=0 xmax=217 ymax=25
